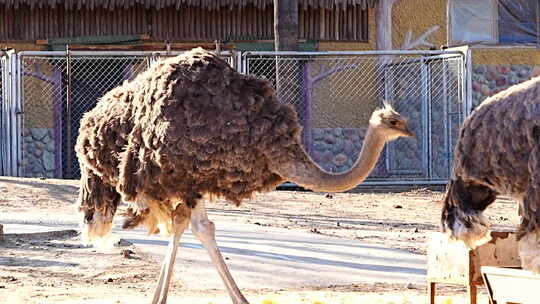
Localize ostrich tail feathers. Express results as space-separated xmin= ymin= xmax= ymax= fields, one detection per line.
xmin=79 ymin=210 xmax=119 ymax=251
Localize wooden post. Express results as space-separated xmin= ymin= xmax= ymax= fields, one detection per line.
xmin=274 ymin=0 xmax=300 ymax=103
xmin=0 ymin=224 xmax=4 ymax=241
xmin=467 ymin=283 xmax=477 ymax=304
xmin=274 ymin=0 xmax=299 ymax=99
xmin=274 ymin=0 xmax=310 ymax=151
xmin=428 ymin=281 xmax=436 ymax=304
xmin=274 ymin=0 xmax=299 ymax=51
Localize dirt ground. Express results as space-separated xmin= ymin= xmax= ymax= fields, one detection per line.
xmin=0 ymin=177 xmax=520 ymax=304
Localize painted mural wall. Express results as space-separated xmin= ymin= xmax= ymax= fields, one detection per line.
xmin=319 ymin=0 xmax=540 ymax=176
xmin=321 ymin=0 xmax=540 ymax=110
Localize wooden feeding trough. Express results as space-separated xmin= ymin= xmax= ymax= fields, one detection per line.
xmin=427 ymin=231 xmax=520 ymax=304
xmin=482 ymin=266 xmax=540 ymax=304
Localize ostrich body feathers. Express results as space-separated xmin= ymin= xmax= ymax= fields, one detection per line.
xmin=76 ymin=48 xmax=304 ymax=238
xmin=446 ymin=75 xmax=540 ymax=238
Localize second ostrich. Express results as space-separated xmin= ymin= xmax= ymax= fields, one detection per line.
xmin=441 ymin=75 xmax=540 ymax=273
xmin=76 ymin=48 xmax=413 ymax=304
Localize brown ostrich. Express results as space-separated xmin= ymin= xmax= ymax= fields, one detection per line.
xmin=441 ymin=75 xmax=540 ymax=273
xmin=76 ymin=47 xmax=413 ymax=304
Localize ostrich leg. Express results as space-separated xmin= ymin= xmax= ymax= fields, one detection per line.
xmin=191 ymin=201 xmax=250 ymax=304
xmin=151 ymin=215 xmax=190 ymax=304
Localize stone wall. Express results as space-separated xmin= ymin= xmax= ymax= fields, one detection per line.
xmin=308 ymin=127 xmax=367 ymax=173
xmin=472 ymin=64 xmax=540 ymax=109
xmin=21 ymin=128 xmax=57 ymax=178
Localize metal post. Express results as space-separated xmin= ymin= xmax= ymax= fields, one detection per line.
xmin=65 ymin=45 xmax=73 ymax=178
xmin=14 ymin=52 xmax=23 ymax=177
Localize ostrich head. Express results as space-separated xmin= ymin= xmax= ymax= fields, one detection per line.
xmin=441 ymin=179 xmax=498 ymax=248
xmin=369 ymin=102 xmax=414 ymax=140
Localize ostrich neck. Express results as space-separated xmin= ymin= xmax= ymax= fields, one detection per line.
xmin=279 ymin=127 xmax=386 ymax=192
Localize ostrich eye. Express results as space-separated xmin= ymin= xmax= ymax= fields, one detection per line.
xmin=389 ymin=120 xmax=398 ymax=126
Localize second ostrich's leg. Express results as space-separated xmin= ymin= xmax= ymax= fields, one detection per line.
xmin=151 ymin=215 xmax=190 ymax=304
xmin=191 ymin=201 xmax=250 ymax=304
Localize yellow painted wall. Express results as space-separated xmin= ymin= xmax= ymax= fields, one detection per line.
xmin=472 ymin=49 xmax=540 ymax=65
xmin=22 ymin=63 xmax=56 ymax=129
xmin=320 ymin=0 xmax=540 ymax=66
xmin=0 ymin=42 xmax=45 ymax=51
xmin=316 ymin=0 xmax=449 ymax=128
xmin=393 ymin=0 xmax=447 ymax=50
xmin=320 ymin=0 xmax=448 ymax=51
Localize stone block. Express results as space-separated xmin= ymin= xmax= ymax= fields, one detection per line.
xmin=531 ymin=66 xmax=540 ymax=78
xmin=42 ymin=151 xmax=56 ymax=172
xmin=46 ymin=141 xmax=56 ymax=152
xmin=313 ymin=141 xmax=327 ymax=152
xmin=32 ymin=162 xmax=46 ymax=173
xmin=35 ymin=142 xmax=46 ymax=150
xmin=333 ymin=154 xmax=348 ymax=166
xmin=495 ymin=76 xmax=507 ymax=87
xmin=474 ymin=65 xmax=486 ymax=74
xmin=30 ymin=128 xmax=48 ymax=141
xmin=343 ymin=140 xmax=355 ymax=155
xmin=342 ymin=128 xmax=358 ymax=138
xmin=321 ymin=151 xmax=333 ymax=163
xmin=312 ymin=129 xmax=325 ymax=141
xmin=496 ymin=66 xmax=510 ymax=75
xmin=331 ymin=138 xmax=344 ymax=154
xmin=33 ymin=149 xmax=43 ymax=158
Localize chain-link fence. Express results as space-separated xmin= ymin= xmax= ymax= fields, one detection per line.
xmin=15 ymin=50 xmax=235 ymax=179
xmin=19 ymin=53 xmax=150 ymax=179
xmin=1 ymin=49 xmax=466 ymax=183
xmin=243 ymin=51 xmax=466 ymax=183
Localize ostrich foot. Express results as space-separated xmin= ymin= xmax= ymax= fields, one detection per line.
xmin=519 ymin=230 xmax=540 ymax=274
xmin=448 ymin=211 xmax=492 ymax=249
xmin=191 ymin=201 xmax=250 ymax=304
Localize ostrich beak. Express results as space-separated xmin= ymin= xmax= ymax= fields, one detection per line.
xmin=403 ymin=127 xmax=415 ymax=138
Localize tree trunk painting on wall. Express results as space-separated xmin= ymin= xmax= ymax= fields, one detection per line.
xmin=375 ymin=0 xmax=440 ymax=51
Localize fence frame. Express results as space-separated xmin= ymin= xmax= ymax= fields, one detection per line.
xmin=242 ymin=49 xmax=470 ymax=185
xmin=14 ymin=49 xmax=236 ymax=179
xmin=0 ymin=50 xmax=23 ymax=177
xmin=1 ymin=48 xmax=470 ymax=185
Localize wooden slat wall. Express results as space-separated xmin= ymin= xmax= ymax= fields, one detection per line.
xmin=0 ymin=0 xmax=379 ymax=10
xmin=0 ymin=3 xmax=368 ymax=42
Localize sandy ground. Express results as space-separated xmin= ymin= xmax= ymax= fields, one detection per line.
xmin=0 ymin=177 xmax=520 ymax=304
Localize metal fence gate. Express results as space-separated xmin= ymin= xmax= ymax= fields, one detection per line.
xmin=18 ymin=52 xmax=152 ymax=179
xmin=0 ymin=49 xmax=467 ymax=184
xmin=242 ymin=50 xmax=467 ymax=184
xmin=2 ymin=50 xmax=235 ymax=179
xmin=0 ymin=51 xmax=22 ymax=177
